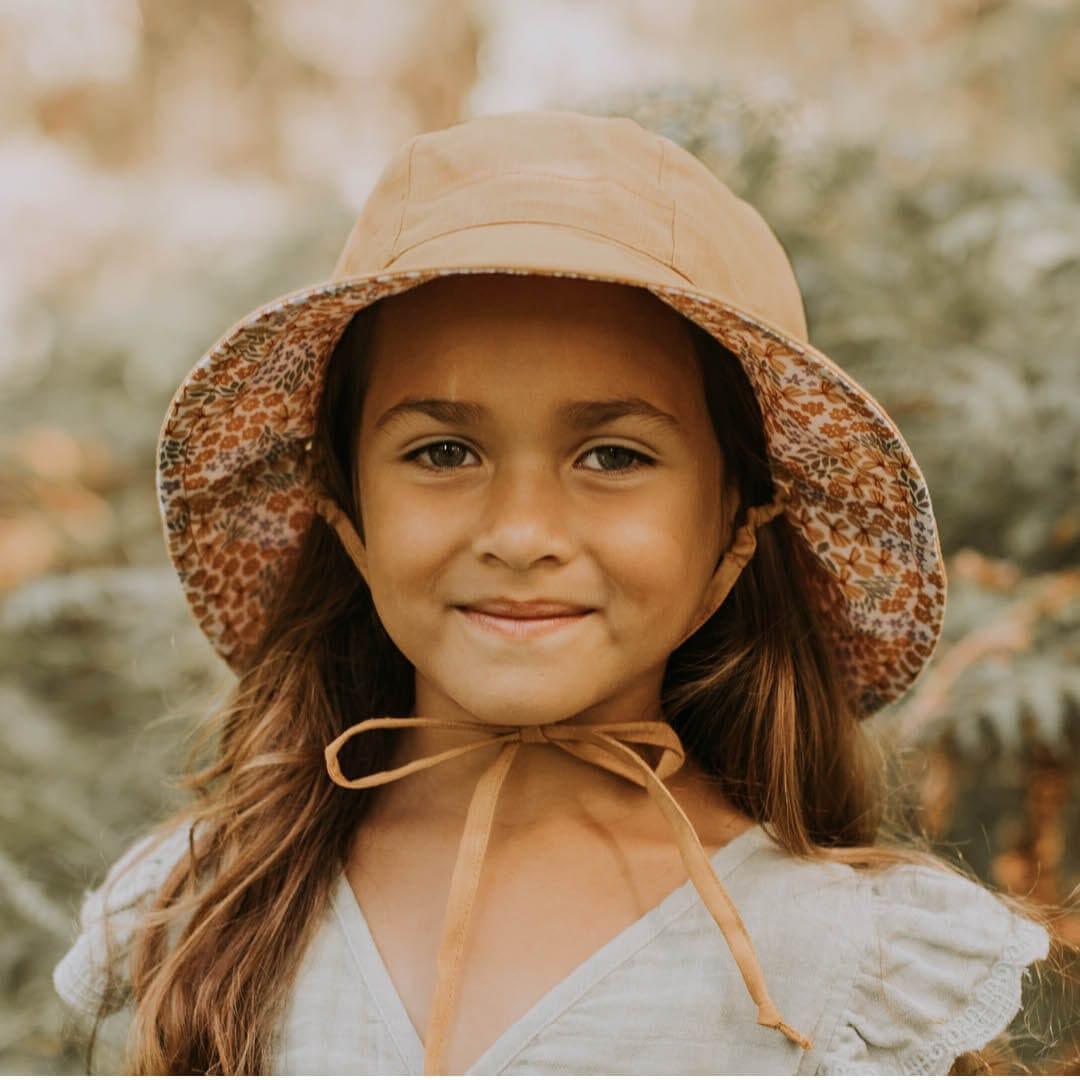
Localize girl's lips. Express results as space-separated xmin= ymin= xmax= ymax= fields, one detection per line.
xmin=456 ymin=606 xmax=593 ymax=640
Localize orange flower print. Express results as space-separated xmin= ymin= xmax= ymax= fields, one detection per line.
xmin=847 ymin=474 xmax=875 ymax=502
xmin=871 ymin=549 xmax=899 ymax=573
xmin=779 ymin=384 xmax=808 ymax=407
xmin=838 ymin=546 xmax=873 ymax=577
xmin=888 ymin=477 xmax=910 ymax=505
xmin=818 ymin=378 xmax=848 ymax=407
xmin=824 ymin=518 xmax=850 ymax=546
xmin=867 ymin=487 xmax=890 ymax=513
xmin=759 ymin=341 xmax=789 ymax=373
xmin=789 ymin=505 xmax=825 ymax=545
xmin=833 ymin=566 xmax=866 ymax=603
xmin=851 ymin=520 xmax=879 ymax=548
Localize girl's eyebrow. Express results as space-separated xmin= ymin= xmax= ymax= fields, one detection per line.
xmin=373 ymin=395 xmax=683 ymax=434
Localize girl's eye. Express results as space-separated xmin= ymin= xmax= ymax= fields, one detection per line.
xmin=579 ymin=445 xmax=655 ymax=473
xmin=404 ymin=440 xmax=655 ymax=474
xmin=405 ymin=440 xmax=477 ymax=471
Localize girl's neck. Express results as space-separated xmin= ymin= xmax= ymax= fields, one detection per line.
xmin=360 ymin=720 xmax=753 ymax=849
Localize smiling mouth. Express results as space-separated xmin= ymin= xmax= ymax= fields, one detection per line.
xmin=455 ymin=606 xmax=594 ymax=640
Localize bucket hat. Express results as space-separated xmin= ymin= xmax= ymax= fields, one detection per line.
xmin=156 ymin=108 xmax=946 ymax=1072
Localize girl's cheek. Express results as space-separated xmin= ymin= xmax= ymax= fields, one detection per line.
xmin=363 ymin=482 xmax=447 ymax=553
xmin=599 ymin=526 xmax=702 ymax=618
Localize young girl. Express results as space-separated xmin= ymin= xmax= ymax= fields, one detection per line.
xmin=53 ymin=109 xmax=1061 ymax=1075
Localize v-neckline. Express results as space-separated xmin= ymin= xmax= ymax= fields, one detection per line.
xmin=330 ymin=821 xmax=768 ymax=1076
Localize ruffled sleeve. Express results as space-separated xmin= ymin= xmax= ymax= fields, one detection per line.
xmin=52 ymin=819 xmax=196 ymax=1020
xmin=817 ymin=861 xmax=1050 ymax=1075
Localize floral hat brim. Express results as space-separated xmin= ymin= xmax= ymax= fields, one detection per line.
xmin=156 ymin=263 xmax=946 ymax=719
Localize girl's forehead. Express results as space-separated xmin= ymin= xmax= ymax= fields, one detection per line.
xmin=366 ymin=274 xmax=701 ymax=391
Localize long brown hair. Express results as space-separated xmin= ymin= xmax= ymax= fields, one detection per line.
xmin=79 ymin=279 xmax=1075 ymax=1073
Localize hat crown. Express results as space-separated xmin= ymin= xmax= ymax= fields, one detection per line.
xmin=331 ymin=110 xmax=808 ymax=342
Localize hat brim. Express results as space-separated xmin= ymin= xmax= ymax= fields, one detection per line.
xmin=157 ymin=252 xmax=945 ymax=720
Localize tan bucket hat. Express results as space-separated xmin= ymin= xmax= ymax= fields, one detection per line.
xmin=156 ymin=108 xmax=946 ymax=1072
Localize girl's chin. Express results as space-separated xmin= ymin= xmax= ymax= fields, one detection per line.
xmin=437 ymin=682 xmax=607 ymax=728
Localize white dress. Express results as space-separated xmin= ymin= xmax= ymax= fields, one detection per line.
xmin=52 ymin=819 xmax=1050 ymax=1075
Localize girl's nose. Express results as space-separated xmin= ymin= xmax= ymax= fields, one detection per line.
xmin=469 ymin=459 xmax=577 ymax=569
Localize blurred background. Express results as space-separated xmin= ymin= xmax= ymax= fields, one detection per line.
xmin=1 ymin=0 xmax=1077 ymax=1073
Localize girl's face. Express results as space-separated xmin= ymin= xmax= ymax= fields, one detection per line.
xmin=355 ymin=273 xmax=731 ymax=730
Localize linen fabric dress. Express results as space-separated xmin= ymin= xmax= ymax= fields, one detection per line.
xmin=52 ymin=818 xmax=1049 ymax=1075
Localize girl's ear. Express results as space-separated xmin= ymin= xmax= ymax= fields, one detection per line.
xmin=302 ymin=431 xmax=370 ymax=584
